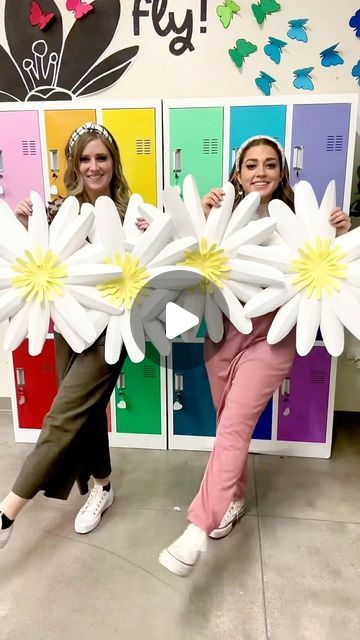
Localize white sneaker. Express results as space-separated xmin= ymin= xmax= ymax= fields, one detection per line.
xmin=209 ymin=500 xmax=245 ymax=539
xmin=74 ymin=485 xmax=114 ymax=534
xmin=0 ymin=512 xmax=14 ymax=549
xmin=159 ymin=524 xmax=207 ymax=577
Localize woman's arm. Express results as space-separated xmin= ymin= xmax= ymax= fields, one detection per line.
xmin=201 ymin=188 xmax=225 ymax=217
xmin=14 ymin=198 xmax=32 ymax=229
xmin=330 ymin=208 xmax=351 ymax=236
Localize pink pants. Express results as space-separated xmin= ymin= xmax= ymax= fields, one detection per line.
xmin=188 ymin=313 xmax=296 ymax=533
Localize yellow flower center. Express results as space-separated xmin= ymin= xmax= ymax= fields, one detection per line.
xmin=178 ymin=238 xmax=230 ymax=293
xmin=12 ymin=247 xmax=68 ymax=302
xmin=290 ymin=237 xmax=348 ymax=299
xmin=97 ymin=252 xmax=149 ymax=309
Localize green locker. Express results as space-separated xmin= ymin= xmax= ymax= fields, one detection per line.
xmin=169 ymin=107 xmax=224 ymax=197
xmin=114 ymin=344 xmax=162 ymax=435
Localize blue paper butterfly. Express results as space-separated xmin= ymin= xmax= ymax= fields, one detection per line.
xmin=349 ymin=10 xmax=360 ymax=37
xmin=255 ymin=71 xmax=276 ymax=95
xmin=287 ymin=18 xmax=308 ymax=42
xmin=264 ymin=37 xmax=287 ymax=64
xmin=320 ymin=43 xmax=344 ymax=67
xmin=351 ymin=60 xmax=360 ymax=85
xmin=293 ymin=67 xmax=314 ymax=91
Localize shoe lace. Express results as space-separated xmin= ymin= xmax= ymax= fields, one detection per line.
xmin=79 ymin=486 xmax=104 ymax=515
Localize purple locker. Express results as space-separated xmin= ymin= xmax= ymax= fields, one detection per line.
xmin=290 ymin=103 xmax=351 ymax=208
xmin=277 ymin=347 xmax=332 ymax=443
xmin=0 ymin=110 xmax=45 ymax=210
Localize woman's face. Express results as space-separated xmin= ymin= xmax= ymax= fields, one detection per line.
xmin=78 ymin=138 xmax=114 ymax=201
xmin=237 ymin=144 xmax=283 ymax=204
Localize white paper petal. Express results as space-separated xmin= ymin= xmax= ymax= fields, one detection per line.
xmin=28 ymin=191 xmax=49 ymax=252
xmin=65 ymin=242 xmax=107 ymax=265
xmin=0 ymin=268 xmax=16 ymax=289
xmin=347 ymin=262 xmax=360 ymax=287
xmin=294 ymin=181 xmax=320 ymax=239
xmin=161 ymin=185 xmax=201 ymax=239
xmin=178 ymin=290 xmax=204 ymax=341
xmin=147 ymin=266 xmax=202 ymax=290
xmin=53 ymin=291 xmax=96 ymax=344
xmin=204 ymin=182 xmax=235 ymax=245
xmin=49 ymin=196 xmax=80 ymax=245
xmin=67 ymin=263 xmax=121 ymax=285
xmin=66 ymin=285 xmax=122 ymax=314
xmin=182 ymin=175 xmax=207 ymax=240
xmin=204 ymin=291 xmax=224 ymax=342
xmin=3 ymin=304 xmax=31 ymax=351
xmin=267 ymin=295 xmax=300 ymax=344
xmin=140 ymin=288 xmax=178 ymax=321
xmin=244 ymin=279 xmax=297 ymax=318
xmin=226 ymin=279 xmax=262 ymax=303
xmin=123 ymin=193 xmax=145 ymax=241
xmin=221 ymin=218 xmax=276 ymax=255
xmin=222 ymin=192 xmax=261 ymax=240
xmin=296 ymin=296 xmax=321 ymax=356
xmin=335 ymin=227 xmax=360 ymax=263
xmin=268 ymin=199 xmax=307 ymax=250
xmin=120 ymin=307 xmax=145 ymax=363
xmin=229 ymin=259 xmax=285 ymax=287
xmin=138 ymin=203 xmax=163 ymax=223
xmin=214 ymin=285 xmax=252 ymax=334
xmin=0 ymin=199 xmax=29 ymax=253
xmin=320 ymin=296 xmax=344 ymax=357
xmin=0 ymin=242 xmax=16 ymax=263
xmin=237 ymin=244 xmax=292 ymax=272
xmin=143 ymin=319 xmax=171 ymax=356
xmin=52 ymin=207 xmax=95 ymax=261
xmin=0 ymin=289 xmax=23 ymax=322
xmin=51 ymin=306 xmax=86 ymax=353
xmin=28 ymin=300 xmax=50 ymax=356
xmin=147 ymin=237 xmax=198 ymax=268
xmin=328 ymin=288 xmax=360 ymax=341
xmin=94 ymin=196 xmax=125 ymax=254
xmin=104 ymin=315 xmax=124 ymax=364
xmin=318 ymin=180 xmax=336 ymax=240
xmin=84 ymin=309 xmax=110 ymax=347
xmin=131 ymin=215 xmax=173 ymax=265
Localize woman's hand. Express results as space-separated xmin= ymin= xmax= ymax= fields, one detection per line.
xmin=202 ymin=188 xmax=225 ymax=217
xmin=135 ymin=217 xmax=150 ymax=232
xmin=15 ymin=198 xmax=32 ymax=229
xmin=330 ymin=208 xmax=351 ymax=236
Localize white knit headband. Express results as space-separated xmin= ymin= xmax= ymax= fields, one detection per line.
xmin=235 ymin=135 xmax=286 ymax=171
xmin=68 ymin=122 xmax=113 ymax=151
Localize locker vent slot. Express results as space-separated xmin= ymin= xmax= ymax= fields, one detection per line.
xmin=326 ymin=135 xmax=344 ymax=152
xmin=144 ymin=366 xmax=156 ymax=378
xmin=40 ymin=363 xmax=55 ymax=375
xmin=22 ymin=140 xmax=37 ymax=156
xmin=136 ymin=139 xmax=151 ymax=155
xmin=310 ymin=370 xmax=325 ymax=384
xmin=203 ymin=138 xmax=219 ymax=155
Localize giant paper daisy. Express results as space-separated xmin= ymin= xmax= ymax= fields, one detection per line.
xmin=156 ymin=175 xmax=285 ymax=342
xmin=0 ymin=192 xmax=122 ymax=355
xmin=83 ymin=195 xmax=201 ymax=364
xmin=243 ymin=181 xmax=360 ymax=356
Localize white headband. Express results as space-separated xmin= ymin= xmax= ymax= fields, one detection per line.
xmin=68 ymin=122 xmax=113 ymax=151
xmin=235 ymin=135 xmax=286 ymax=171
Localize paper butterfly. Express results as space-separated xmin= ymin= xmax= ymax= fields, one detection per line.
xmin=29 ymin=1 xmax=55 ymax=30
xmin=251 ymin=0 xmax=281 ymax=25
xmin=351 ymin=60 xmax=360 ymax=85
xmin=216 ymin=0 xmax=241 ymax=29
xmin=287 ymin=18 xmax=308 ymax=42
xmin=293 ymin=67 xmax=314 ymax=91
xmin=255 ymin=71 xmax=276 ymax=95
xmin=229 ymin=39 xmax=257 ymax=68
xmin=66 ymin=0 xmax=93 ymax=19
xmin=349 ymin=10 xmax=360 ymax=37
xmin=320 ymin=43 xmax=344 ymax=67
xmin=264 ymin=37 xmax=287 ymax=64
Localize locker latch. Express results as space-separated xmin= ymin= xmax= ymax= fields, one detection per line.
xmin=173 ymin=373 xmax=183 ymax=411
xmin=292 ymin=145 xmax=304 ymax=180
xmin=280 ymin=377 xmax=291 ymax=416
xmin=16 ymin=368 xmax=26 ymax=405
xmin=116 ymin=372 xmax=126 ymax=409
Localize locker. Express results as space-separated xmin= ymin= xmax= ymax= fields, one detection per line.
xmin=169 ymin=107 xmax=223 ymax=197
xmin=114 ymin=343 xmax=162 ymax=435
xmin=290 ymin=103 xmax=351 ymax=207
xmin=44 ymin=108 xmax=96 ymax=197
xmin=102 ymin=108 xmax=158 ymax=205
xmin=0 ymin=110 xmax=44 ymax=210
xmin=229 ymin=105 xmax=286 ymax=172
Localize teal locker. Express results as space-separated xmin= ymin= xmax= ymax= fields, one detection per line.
xmin=169 ymin=107 xmax=223 ymax=197
xmin=229 ymin=105 xmax=287 ymax=172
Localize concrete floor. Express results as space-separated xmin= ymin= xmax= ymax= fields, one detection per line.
xmin=0 ymin=410 xmax=359 ymax=640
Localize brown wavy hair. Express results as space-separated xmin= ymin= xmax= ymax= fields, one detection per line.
xmin=64 ymin=127 xmax=130 ymax=220
xmin=229 ymin=137 xmax=295 ymax=212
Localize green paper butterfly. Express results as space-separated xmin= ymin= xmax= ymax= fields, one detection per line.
xmin=229 ymin=39 xmax=258 ymax=68
xmin=216 ymin=0 xmax=241 ymax=29
xmin=251 ymin=0 xmax=281 ymax=25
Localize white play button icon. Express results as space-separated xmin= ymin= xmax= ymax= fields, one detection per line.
xmin=165 ymin=302 xmax=199 ymax=340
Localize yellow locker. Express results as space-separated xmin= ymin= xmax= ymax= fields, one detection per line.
xmin=44 ymin=109 xmax=96 ymax=198
xmin=102 ymin=108 xmax=157 ymax=205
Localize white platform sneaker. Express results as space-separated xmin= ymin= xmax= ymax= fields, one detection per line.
xmin=159 ymin=524 xmax=208 ymax=577
xmin=0 ymin=512 xmax=14 ymax=549
xmin=74 ymin=485 xmax=114 ymax=534
xmin=209 ymin=500 xmax=246 ymax=539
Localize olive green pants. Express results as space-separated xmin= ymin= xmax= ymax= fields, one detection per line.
xmin=12 ymin=332 xmax=126 ymax=500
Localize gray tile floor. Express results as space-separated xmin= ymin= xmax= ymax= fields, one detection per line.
xmin=0 ymin=410 xmax=359 ymax=640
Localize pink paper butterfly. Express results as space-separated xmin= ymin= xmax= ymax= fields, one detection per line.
xmin=66 ymin=0 xmax=93 ymax=20
xmin=29 ymin=1 xmax=55 ymax=30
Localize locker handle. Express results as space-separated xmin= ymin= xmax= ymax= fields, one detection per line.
xmin=116 ymin=372 xmax=126 ymax=409
xmin=49 ymin=149 xmax=59 ymax=173
xmin=172 ymin=149 xmax=182 ymax=173
xmin=174 ymin=373 xmax=183 ymax=410
xmin=292 ymin=145 xmax=304 ymax=172
xmin=232 ymin=147 xmax=237 ymax=166
xmin=16 ymin=367 xmax=25 ymax=386
xmin=281 ymin=378 xmax=291 ymax=396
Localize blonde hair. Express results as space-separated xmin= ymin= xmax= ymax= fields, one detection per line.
xmin=229 ymin=136 xmax=294 ymax=211
xmin=64 ymin=126 xmax=130 ymax=220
